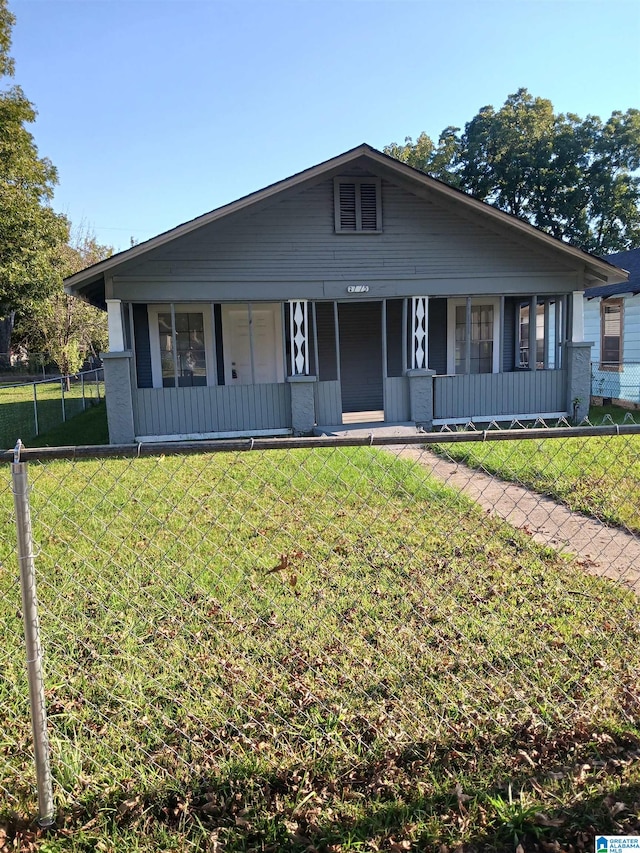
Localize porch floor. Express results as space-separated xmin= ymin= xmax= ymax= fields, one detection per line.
xmin=314 ymin=421 xmax=424 ymax=438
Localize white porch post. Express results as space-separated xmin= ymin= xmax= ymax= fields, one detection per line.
xmin=571 ymin=291 xmax=585 ymax=342
xmin=106 ymin=299 xmax=125 ymax=352
xmin=287 ymin=299 xmax=315 ymax=434
xmin=411 ymin=297 xmax=429 ymax=370
xmin=103 ymin=298 xmax=134 ymax=443
xmin=407 ymin=296 xmax=435 ymax=429
xmin=289 ymin=299 xmax=309 ymax=375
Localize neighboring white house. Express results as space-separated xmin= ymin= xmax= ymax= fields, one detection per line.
xmin=585 ymin=248 xmax=640 ymax=408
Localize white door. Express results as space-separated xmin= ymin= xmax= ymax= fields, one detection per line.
xmin=222 ymin=304 xmax=284 ymax=384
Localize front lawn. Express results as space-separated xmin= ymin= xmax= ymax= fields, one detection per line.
xmin=0 ymin=376 xmax=105 ymax=449
xmin=1 ymin=446 xmax=639 ymax=851
xmin=436 ymin=427 xmax=640 ymax=533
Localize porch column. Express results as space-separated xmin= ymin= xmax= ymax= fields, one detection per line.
xmin=406 ymin=368 xmax=436 ymax=429
xmin=289 ymin=299 xmax=309 ymax=375
xmin=571 ymin=291 xmax=585 ymax=342
xmin=287 ymin=375 xmax=316 ymax=435
xmin=410 ymin=297 xmax=429 ymax=369
xmin=565 ymin=341 xmax=593 ymax=423
xmin=102 ymin=351 xmax=135 ymax=444
xmin=287 ymin=300 xmax=316 ymax=434
xmin=106 ymin=299 xmax=125 ymax=352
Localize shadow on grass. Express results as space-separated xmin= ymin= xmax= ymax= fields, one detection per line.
xmin=25 ymin=401 xmax=109 ymax=448
xmin=4 ymin=715 xmax=639 ymax=852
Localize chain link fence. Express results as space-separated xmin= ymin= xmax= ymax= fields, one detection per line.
xmin=0 ymin=369 xmax=104 ymax=450
xmin=592 ymin=361 xmax=640 ymax=409
xmin=1 ymin=424 xmax=639 ymax=851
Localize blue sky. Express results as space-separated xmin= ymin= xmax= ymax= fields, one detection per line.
xmin=9 ymin=0 xmax=640 ymax=251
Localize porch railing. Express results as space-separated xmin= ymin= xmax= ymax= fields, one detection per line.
xmin=434 ymin=369 xmax=567 ymax=422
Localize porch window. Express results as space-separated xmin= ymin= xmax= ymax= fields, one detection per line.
xmin=600 ymin=298 xmax=622 ymax=368
xmin=518 ymin=303 xmax=543 ymax=369
xmin=148 ymin=304 xmax=215 ymax=389
xmin=158 ymin=311 xmax=207 ymax=387
xmin=334 ymin=178 xmax=382 ymax=232
xmin=517 ymin=299 xmax=560 ymax=369
xmin=455 ymin=303 xmax=494 ymax=374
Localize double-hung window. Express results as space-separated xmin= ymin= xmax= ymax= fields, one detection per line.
xmin=600 ymin=298 xmax=623 ymax=369
xmin=148 ymin=304 xmax=214 ymax=388
xmin=517 ymin=298 xmax=561 ymax=370
xmin=447 ymin=298 xmax=500 ymax=374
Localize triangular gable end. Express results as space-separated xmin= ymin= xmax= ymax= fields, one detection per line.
xmin=65 ymin=143 xmax=628 ymax=307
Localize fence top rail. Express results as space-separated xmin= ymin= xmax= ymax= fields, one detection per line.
xmin=2 ymin=422 xmax=640 ymax=463
xmin=0 ymin=367 xmax=103 ymax=391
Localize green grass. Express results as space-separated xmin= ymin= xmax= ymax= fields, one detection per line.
xmin=588 ymin=403 xmax=640 ymax=424
xmin=0 ymin=377 xmax=105 ymax=449
xmin=436 ymin=421 xmax=640 ymax=533
xmin=26 ymin=401 xmax=109 ymax=447
xmin=1 ymin=446 xmax=639 ymax=851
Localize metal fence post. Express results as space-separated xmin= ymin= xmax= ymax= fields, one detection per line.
xmin=81 ymin=373 xmax=86 ymax=411
xmin=32 ymin=382 xmax=39 ymax=437
xmin=11 ymin=440 xmax=55 ymax=827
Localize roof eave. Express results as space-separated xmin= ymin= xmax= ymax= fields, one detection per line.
xmin=64 ymin=143 xmax=630 ymax=295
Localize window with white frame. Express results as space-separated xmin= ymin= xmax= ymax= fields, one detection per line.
xmin=334 ymin=178 xmax=382 ymax=232
xmin=148 ymin=305 xmax=214 ymax=388
xmin=600 ymin=298 xmax=623 ymax=368
xmin=448 ymin=299 xmax=500 ymax=375
xmin=517 ymin=299 xmax=560 ymax=369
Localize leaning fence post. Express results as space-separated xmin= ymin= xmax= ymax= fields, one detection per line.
xmin=11 ymin=440 xmax=55 ymax=827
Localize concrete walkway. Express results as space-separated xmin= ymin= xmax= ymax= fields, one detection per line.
xmin=391 ymin=445 xmax=640 ymax=596
xmin=315 ymin=422 xmax=640 ymax=594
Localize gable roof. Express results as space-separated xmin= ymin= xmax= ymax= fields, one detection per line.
xmin=585 ymin=248 xmax=640 ymax=299
xmin=65 ymin=143 xmax=629 ymax=306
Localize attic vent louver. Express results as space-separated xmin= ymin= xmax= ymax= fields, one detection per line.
xmin=339 ymin=183 xmax=357 ymax=230
xmin=334 ymin=178 xmax=381 ymax=233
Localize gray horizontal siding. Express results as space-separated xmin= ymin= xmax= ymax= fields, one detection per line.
xmin=113 ymin=178 xmax=580 ymax=301
xmin=434 ymin=370 xmax=567 ymax=420
xmin=133 ymin=384 xmax=290 ymax=436
xmin=384 ymin=377 xmax=409 ymax=421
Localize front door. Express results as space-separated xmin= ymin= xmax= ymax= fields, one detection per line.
xmin=222 ymin=304 xmax=284 ymax=384
xmin=338 ymin=302 xmax=384 ymax=415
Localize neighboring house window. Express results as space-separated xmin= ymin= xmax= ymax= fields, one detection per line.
xmin=447 ymin=299 xmax=500 ymax=374
xmin=334 ymin=178 xmax=382 ymax=232
xmin=148 ymin=304 xmax=214 ymax=388
xmin=600 ymin=298 xmax=623 ymax=368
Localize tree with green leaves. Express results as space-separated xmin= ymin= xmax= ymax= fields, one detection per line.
xmin=16 ymin=228 xmax=110 ymax=377
xmin=384 ymin=89 xmax=640 ymax=254
xmin=0 ymin=0 xmax=69 ymax=364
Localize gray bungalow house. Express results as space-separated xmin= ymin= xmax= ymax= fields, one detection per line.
xmin=65 ymin=144 xmax=628 ymax=444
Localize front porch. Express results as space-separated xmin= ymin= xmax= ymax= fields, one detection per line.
xmin=102 ymin=294 xmax=591 ymax=443
xmin=125 ymin=364 xmax=575 ymax=441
